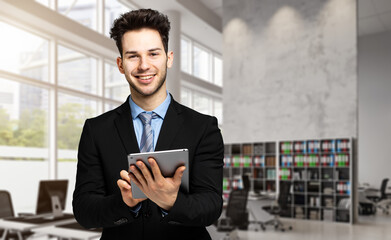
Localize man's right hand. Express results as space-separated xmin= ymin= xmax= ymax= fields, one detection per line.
xmin=117 ymin=170 xmax=146 ymax=207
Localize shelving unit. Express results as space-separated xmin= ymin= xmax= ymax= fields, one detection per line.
xmin=279 ymin=138 xmax=355 ymax=223
xmin=223 ymin=138 xmax=356 ymax=224
xmin=223 ymin=142 xmax=277 ymax=202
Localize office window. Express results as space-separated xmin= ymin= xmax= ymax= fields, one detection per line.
xmin=104 ymin=0 xmax=130 ymax=37
xmin=58 ymin=45 xmax=98 ymax=94
xmin=193 ymin=92 xmax=211 ymax=115
xmin=105 ymin=102 xmax=120 ymax=111
xmin=0 ymin=78 xmax=49 ymax=153
xmin=0 ymin=21 xmax=49 ymax=82
xmin=180 ymin=87 xmax=192 ymax=108
xmin=58 ymin=0 xmax=97 ymax=30
xmin=181 ymin=38 xmax=191 ymax=74
xmin=105 ymin=63 xmax=129 ymax=101
xmin=57 ymin=93 xmax=98 ymax=161
xmin=193 ymin=45 xmax=210 ymax=82
xmin=214 ymin=56 xmax=223 ymax=87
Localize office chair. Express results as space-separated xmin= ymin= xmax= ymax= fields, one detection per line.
xmin=241 ymin=174 xmax=265 ymax=231
xmin=261 ymin=182 xmax=293 ymax=231
xmin=216 ymin=189 xmax=249 ymax=240
xmin=375 ymin=178 xmax=391 ymax=214
xmin=0 ymin=190 xmax=33 ymax=240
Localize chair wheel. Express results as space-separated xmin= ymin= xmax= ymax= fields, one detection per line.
xmin=289 ymin=226 xmax=293 ymax=230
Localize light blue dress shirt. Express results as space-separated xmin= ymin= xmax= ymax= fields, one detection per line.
xmin=129 ymin=92 xmax=171 ymax=151
xmin=128 ymin=92 xmax=171 ymax=216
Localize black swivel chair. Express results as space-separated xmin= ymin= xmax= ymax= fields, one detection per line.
xmin=0 ymin=190 xmax=33 ymax=239
xmin=375 ymin=178 xmax=391 ymax=214
xmin=261 ymin=182 xmax=293 ymax=231
xmin=216 ymin=189 xmax=249 ymax=239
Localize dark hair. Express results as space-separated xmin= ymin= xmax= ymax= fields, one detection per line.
xmin=110 ymin=9 xmax=171 ymax=57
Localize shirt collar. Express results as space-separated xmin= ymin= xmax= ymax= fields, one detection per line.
xmin=129 ymin=91 xmax=171 ymax=120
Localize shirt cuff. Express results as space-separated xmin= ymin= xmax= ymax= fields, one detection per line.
xmin=160 ymin=208 xmax=169 ymax=217
xmin=129 ymin=202 xmax=142 ymax=217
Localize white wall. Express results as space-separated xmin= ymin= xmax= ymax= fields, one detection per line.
xmin=358 ymin=30 xmax=391 ymax=187
xmin=222 ymin=0 xmax=357 ymax=143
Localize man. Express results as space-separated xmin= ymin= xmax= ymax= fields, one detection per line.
xmin=73 ymin=9 xmax=224 ymax=240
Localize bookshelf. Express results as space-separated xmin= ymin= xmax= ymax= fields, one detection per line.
xmin=223 ymin=138 xmax=356 ymax=224
xmin=279 ymin=138 xmax=355 ymax=223
xmin=223 ymin=142 xmax=277 ymax=202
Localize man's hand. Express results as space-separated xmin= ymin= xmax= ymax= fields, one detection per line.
xmin=117 ymin=170 xmax=146 ymax=207
xmin=129 ymin=157 xmax=186 ymax=211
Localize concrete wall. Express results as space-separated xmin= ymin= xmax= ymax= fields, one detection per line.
xmin=358 ymin=30 xmax=391 ymax=187
xmin=222 ymin=0 xmax=357 ymax=143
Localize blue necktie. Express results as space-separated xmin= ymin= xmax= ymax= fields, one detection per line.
xmin=139 ymin=112 xmax=158 ymax=152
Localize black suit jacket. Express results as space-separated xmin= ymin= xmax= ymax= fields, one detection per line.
xmin=73 ymin=96 xmax=224 ymax=240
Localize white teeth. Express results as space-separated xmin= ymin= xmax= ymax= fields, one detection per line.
xmin=139 ymin=75 xmax=153 ymax=80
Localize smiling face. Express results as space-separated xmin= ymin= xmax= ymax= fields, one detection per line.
xmin=117 ymin=28 xmax=173 ymax=100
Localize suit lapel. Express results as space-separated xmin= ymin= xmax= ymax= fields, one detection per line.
xmin=155 ymin=99 xmax=184 ymax=151
xmin=114 ymin=99 xmax=140 ymax=154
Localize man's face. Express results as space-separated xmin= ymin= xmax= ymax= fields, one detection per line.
xmin=117 ymin=28 xmax=173 ymax=97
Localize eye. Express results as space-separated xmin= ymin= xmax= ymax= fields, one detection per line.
xmin=150 ymin=52 xmax=159 ymax=57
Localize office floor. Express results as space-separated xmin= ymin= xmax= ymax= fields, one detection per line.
xmin=208 ymin=198 xmax=391 ymax=240
xmin=208 ymin=217 xmax=391 ymax=240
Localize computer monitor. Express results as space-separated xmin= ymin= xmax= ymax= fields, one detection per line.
xmin=35 ymin=180 xmax=68 ymax=216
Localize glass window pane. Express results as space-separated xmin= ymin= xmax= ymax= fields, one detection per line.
xmin=0 ymin=78 xmax=49 ymax=212
xmin=181 ymin=38 xmax=191 ymax=74
xmin=58 ymin=0 xmax=97 ymax=30
xmin=180 ymin=88 xmax=191 ymax=108
xmin=193 ymin=92 xmax=210 ymax=115
xmin=214 ymin=56 xmax=223 ymax=87
xmin=213 ymin=99 xmax=223 ymax=125
xmin=58 ymin=45 xmax=97 ymax=94
xmin=105 ymin=63 xmax=129 ymax=101
xmin=57 ymin=93 xmax=98 ymax=212
xmin=105 ymin=0 xmax=130 ymax=37
xmin=57 ymin=93 xmax=98 ymax=160
xmin=0 ymin=21 xmax=49 ymax=82
xmin=105 ymin=102 xmax=120 ymax=111
xmin=193 ymin=45 xmax=210 ymax=82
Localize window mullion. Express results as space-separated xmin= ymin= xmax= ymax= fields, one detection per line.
xmin=49 ymin=39 xmax=58 ymax=179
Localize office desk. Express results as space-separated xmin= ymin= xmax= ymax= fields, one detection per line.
xmin=32 ymin=222 xmax=101 ymax=240
xmin=0 ymin=214 xmax=75 ymax=240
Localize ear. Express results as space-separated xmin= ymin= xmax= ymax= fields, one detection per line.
xmin=166 ymin=51 xmax=174 ymax=69
xmin=117 ymin=57 xmax=125 ymax=74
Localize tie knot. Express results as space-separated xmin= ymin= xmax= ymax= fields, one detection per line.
xmin=139 ymin=112 xmax=157 ymax=125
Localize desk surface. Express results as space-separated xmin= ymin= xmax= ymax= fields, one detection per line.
xmin=0 ymin=214 xmax=75 ymax=231
xmin=33 ymin=223 xmax=101 ymax=240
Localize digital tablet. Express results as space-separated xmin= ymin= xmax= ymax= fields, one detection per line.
xmin=127 ymin=149 xmax=189 ymax=199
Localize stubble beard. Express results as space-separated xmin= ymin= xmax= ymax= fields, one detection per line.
xmin=128 ymin=68 xmax=167 ymax=97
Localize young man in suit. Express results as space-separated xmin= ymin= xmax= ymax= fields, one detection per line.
xmin=72 ymin=9 xmax=224 ymax=239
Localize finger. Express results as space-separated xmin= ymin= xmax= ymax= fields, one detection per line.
xmin=173 ymin=166 xmax=186 ymax=183
xmin=128 ymin=168 xmax=143 ymax=187
xmin=136 ymin=160 xmax=154 ymax=183
xmin=129 ymin=164 xmax=148 ymax=186
xmin=120 ymin=170 xmax=131 ymax=183
xmin=117 ymin=179 xmax=131 ymax=190
xmin=148 ymin=157 xmax=163 ymax=181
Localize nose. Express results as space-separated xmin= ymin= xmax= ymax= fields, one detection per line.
xmin=138 ymin=56 xmax=150 ymax=71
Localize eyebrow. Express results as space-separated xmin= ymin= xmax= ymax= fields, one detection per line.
xmin=124 ymin=48 xmax=163 ymax=55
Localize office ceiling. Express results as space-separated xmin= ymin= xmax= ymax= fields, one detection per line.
xmin=200 ymin=0 xmax=391 ymax=37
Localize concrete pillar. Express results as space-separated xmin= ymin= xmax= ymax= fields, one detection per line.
xmin=164 ymin=10 xmax=181 ymax=101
